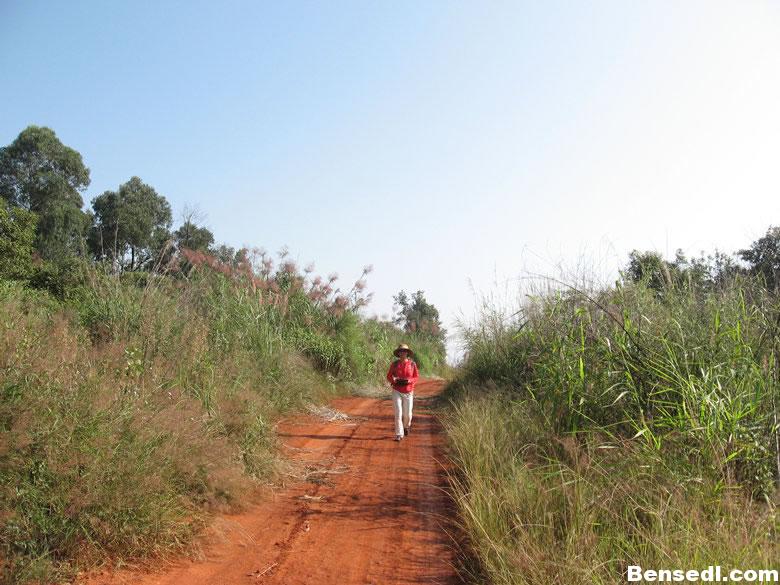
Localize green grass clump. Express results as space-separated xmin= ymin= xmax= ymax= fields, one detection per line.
xmin=445 ymin=275 xmax=779 ymax=584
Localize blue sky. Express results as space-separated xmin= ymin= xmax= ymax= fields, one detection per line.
xmin=3 ymin=1 xmax=780 ymax=357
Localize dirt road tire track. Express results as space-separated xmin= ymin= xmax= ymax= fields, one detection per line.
xmin=81 ymin=379 xmax=460 ymax=585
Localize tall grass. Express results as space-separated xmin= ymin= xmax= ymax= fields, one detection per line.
xmin=445 ymin=275 xmax=779 ymax=584
xmin=0 ymin=254 xmax=444 ymax=583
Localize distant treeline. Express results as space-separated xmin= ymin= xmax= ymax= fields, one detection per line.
xmin=1 ymin=125 xmax=226 ymax=275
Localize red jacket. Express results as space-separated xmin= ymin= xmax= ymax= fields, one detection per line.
xmin=387 ymin=359 xmax=419 ymax=394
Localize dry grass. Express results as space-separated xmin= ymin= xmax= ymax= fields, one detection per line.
xmin=444 ymin=390 xmax=779 ymax=585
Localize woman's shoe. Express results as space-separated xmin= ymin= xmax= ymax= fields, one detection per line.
xmin=395 ymin=435 xmax=402 ymax=442
xmin=404 ymin=426 xmax=410 ymax=436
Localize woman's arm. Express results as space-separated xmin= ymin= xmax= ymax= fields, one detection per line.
xmin=386 ymin=363 xmax=396 ymax=385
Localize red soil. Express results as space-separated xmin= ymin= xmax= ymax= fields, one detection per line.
xmin=81 ymin=379 xmax=461 ymax=585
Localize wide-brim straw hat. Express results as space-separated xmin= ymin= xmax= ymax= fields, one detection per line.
xmin=393 ymin=343 xmax=413 ymax=357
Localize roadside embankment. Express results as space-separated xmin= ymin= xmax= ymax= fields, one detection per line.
xmin=442 ymin=277 xmax=779 ymax=584
xmin=0 ymin=264 xmax=446 ymax=584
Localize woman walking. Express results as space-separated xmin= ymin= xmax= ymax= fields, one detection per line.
xmin=386 ymin=344 xmax=419 ymax=441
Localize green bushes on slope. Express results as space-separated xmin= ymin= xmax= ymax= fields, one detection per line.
xmin=0 ymin=259 xmax=445 ymax=584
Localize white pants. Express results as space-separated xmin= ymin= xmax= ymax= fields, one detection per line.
xmin=392 ymin=390 xmax=414 ymax=436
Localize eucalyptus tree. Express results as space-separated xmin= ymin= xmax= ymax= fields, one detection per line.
xmin=89 ymin=177 xmax=172 ymax=271
xmin=739 ymin=226 xmax=780 ymax=291
xmin=393 ymin=290 xmax=446 ymax=342
xmin=0 ymin=125 xmax=90 ymax=259
xmin=173 ymin=220 xmax=214 ymax=252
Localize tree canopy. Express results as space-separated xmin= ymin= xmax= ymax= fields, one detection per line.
xmin=393 ymin=290 xmax=446 ymax=342
xmin=0 ymin=125 xmax=90 ymax=259
xmin=174 ymin=220 xmax=214 ymax=252
xmin=88 ymin=177 xmax=172 ymax=271
xmin=624 ymin=248 xmax=740 ymax=292
xmin=0 ymin=125 xmax=233 ymax=285
xmin=738 ymin=226 xmax=780 ymax=290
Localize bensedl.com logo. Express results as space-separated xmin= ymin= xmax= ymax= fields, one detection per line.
xmin=627 ymin=565 xmax=778 ymax=582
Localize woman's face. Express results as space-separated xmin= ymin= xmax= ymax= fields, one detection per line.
xmin=398 ymin=350 xmax=409 ymax=360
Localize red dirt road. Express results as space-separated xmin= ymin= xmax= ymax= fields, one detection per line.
xmin=82 ymin=379 xmax=460 ymax=585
